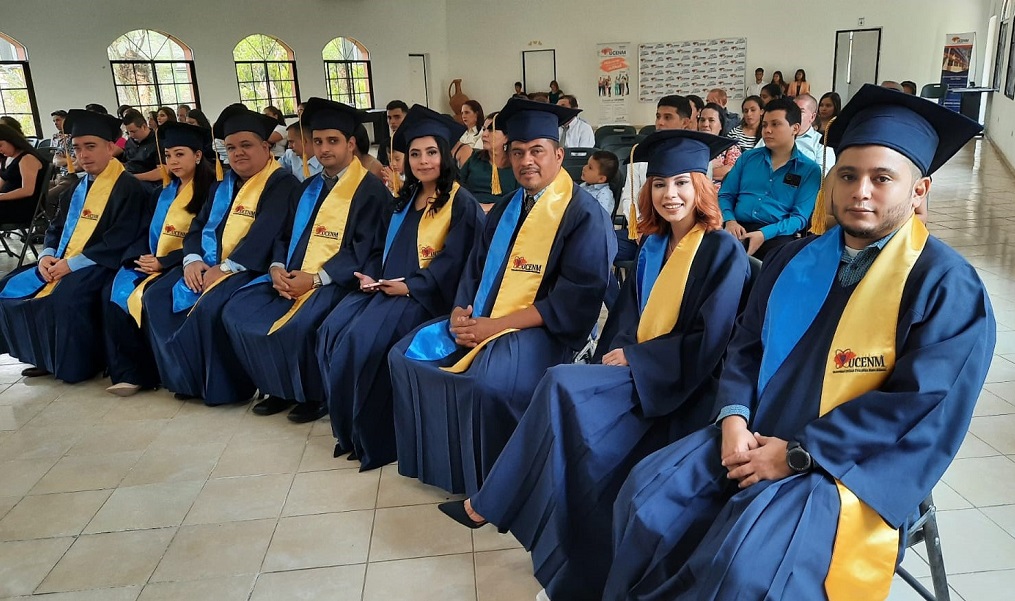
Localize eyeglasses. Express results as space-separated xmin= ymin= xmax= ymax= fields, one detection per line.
xmin=483 ymin=125 xmax=494 ymax=132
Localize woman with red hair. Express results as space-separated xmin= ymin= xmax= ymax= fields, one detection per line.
xmin=438 ymin=130 xmax=752 ymax=601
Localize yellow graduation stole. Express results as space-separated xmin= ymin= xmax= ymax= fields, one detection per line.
xmin=416 ymin=182 xmax=460 ymax=268
xmin=822 ymin=216 xmax=929 ymax=600
xmin=442 ymin=168 xmax=574 ymax=373
xmin=125 ymin=182 xmax=196 ymax=326
xmin=267 ymin=158 xmax=367 ymax=334
xmin=36 ymin=160 xmax=125 ymax=299
xmin=220 ymin=158 xmax=279 ymax=261
xmin=636 ymin=225 xmax=705 ymax=343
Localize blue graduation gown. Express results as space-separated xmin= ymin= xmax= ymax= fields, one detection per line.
xmin=318 ymin=189 xmax=483 ymax=470
xmin=221 ymin=171 xmax=391 ymax=405
xmin=0 ymin=173 xmax=147 ymax=382
xmin=388 ymin=183 xmax=615 ymax=495
xmin=469 ymin=230 xmax=748 ymax=601
xmin=604 ymin=235 xmax=996 ymax=601
xmin=142 ymin=169 xmax=297 ymax=404
xmin=103 ymin=185 xmax=199 ymax=387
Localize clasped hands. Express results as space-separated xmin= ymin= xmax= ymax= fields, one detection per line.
xmin=37 ymin=256 xmax=71 ymax=283
xmin=354 ymin=272 xmax=409 ymax=297
xmin=719 ymin=416 xmax=792 ymax=489
xmin=724 ymin=220 xmax=765 ymax=257
xmin=449 ymin=304 xmax=501 ymax=348
xmin=271 ymin=266 xmax=315 ymax=300
xmin=183 ymin=260 xmax=228 ymax=293
xmin=134 ymin=254 xmax=163 ymax=275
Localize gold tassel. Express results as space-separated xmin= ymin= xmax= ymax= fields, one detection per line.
xmin=490 ymin=113 xmax=502 ymax=195
xmin=810 ymin=116 xmax=837 ymax=235
xmin=65 ymin=139 xmax=75 ymax=174
xmin=299 ymin=111 xmax=310 ymax=179
xmin=153 ymin=126 xmax=170 ymax=186
xmin=627 ymin=143 xmax=639 ymax=241
xmin=215 ymin=156 xmax=224 ymax=181
xmin=390 ymin=138 xmax=402 ymax=195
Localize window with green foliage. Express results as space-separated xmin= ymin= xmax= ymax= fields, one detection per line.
xmin=0 ymin=32 xmax=41 ymax=138
xmin=233 ymin=34 xmax=299 ymax=117
xmin=107 ymin=29 xmax=199 ymax=119
xmin=323 ymin=37 xmax=373 ymax=109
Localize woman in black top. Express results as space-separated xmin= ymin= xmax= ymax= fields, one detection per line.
xmin=0 ymin=124 xmax=45 ymax=224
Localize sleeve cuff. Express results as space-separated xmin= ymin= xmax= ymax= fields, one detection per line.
xmin=222 ymin=259 xmax=246 ymax=273
xmin=715 ymin=404 xmax=751 ymax=425
xmin=39 ymin=248 xmax=57 ymax=258
xmin=758 ymin=224 xmax=779 ymax=241
xmin=183 ymin=253 xmax=203 ymax=267
xmin=317 ymin=269 xmax=332 ymax=286
xmin=66 ymin=254 xmax=96 ymax=271
xmin=269 ymin=262 xmax=286 ymax=271
xmin=720 ymin=209 xmax=735 ymax=222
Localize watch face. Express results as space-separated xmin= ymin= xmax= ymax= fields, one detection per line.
xmin=788 ymin=447 xmax=811 ymax=472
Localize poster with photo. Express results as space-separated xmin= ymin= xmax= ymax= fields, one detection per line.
xmin=638 ymin=38 xmax=747 ymax=103
xmin=940 ymin=33 xmax=974 ymax=111
xmin=596 ymin=42 xmax=632 ymax=123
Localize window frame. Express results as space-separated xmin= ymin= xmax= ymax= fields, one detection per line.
xmin=323 ymin=58 xmax=375 ymax=109
xmin=233 ymin=34 xmax=301 ymax=118
xmin=233 ymin=58 xmax=301 ymax=116
xmin=106 ymin=30 xmax=201 ymax=118
xmin=0 ymin=33 xmax=43 ymax=138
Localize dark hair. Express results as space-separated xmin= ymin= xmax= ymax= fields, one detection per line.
xmin=560 ymin=94 xmax=578 ymax=108
xmin=550 ymin=80 xmax=560 ymax=90
xmin=686 ymin=95 xmax=705 ymax=113
xmin=462 ymin=100 xmax=484 ymax=129
xmin=186 ymin=109 xmax=212 ymax=130
xmin=755 ymin=67 xmax=765 ymax=74
xmin=50 ymin=110 xmax=68 ymax=118
xmin=394 ymin=134 xmax=458 ymax=215
xmin=514 ymin=81 xmax=523 ymax=88
xmin=591 ymin=150 xmax=619 ymax=181
xmin=0 ymin=124 xmax=41 ymax=161
xmin=701 ymin=102 xmax=728 ymax=135
xmin=0 ymin=116 xmax=22 ymax=132
xmin=178 ymin=104 xmax=191 ymax=112
xmin=901 ymin=80 xmax=918 ymax=94
xmin=819 ymin=92 xmax=842 ymax=117
xmin=169 ymin=157 xmax=214 ymax=214
xmin=529 ymin=92 xmax=550 ymax=102
xmin=116 ymin=104 xmax=133 ymax=118
xmin=123 ymin=112 xmax=147 ymax=128
xmin=477 ymin=111 xmax=502 ymax=162
xmin=762 ymin=97 xmax=802 ymax=126
xmin=760 ymin=83 xmax=784 ymax=104
xmin=263 ymin=106 xmax=285 ymax=126
xmin=386 ymin=100 xmax=409 ymax=113
xmin=771 ymin=71 xmax=785 ymax=84
xmin=85 ymin=103 xmax=108 ymax=115
xmin=657 ymin=95 xmax=692 ymax=119
xmin=742 ymin=95 xmax=764 ymax=112
xmin=352 ymin=125 xmax=369 ymax=155
xmin=794 ymin=69 xmax=807 ymax=82
xmin=157 ymin=107 xmax=177 ymax=123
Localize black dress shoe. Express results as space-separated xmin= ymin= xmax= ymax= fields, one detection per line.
xmin=173 ymin=392 xmax=196 ymax=401
xmin=21 ymin=366 xmax=51 ymax=378
xmin=438 ymin=500 xmax=487 ymax=529
xmin=252 ymin=396 xmax=294 ymax=416
xmin=287 ymin=402 xmax=327 ymax=423
xmin=333 ymin=443 xmax=349 ymax=458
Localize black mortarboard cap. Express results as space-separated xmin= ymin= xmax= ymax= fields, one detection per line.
xmin=300 ymin=97 xmax=364 ymax=137
xmin=213 ymin=103 xmax=278 ymax=140
xmin=158 ymin=121 xmax=210 ymax=152
xmin=392 ymin=104 xmax=468 ymax=153
xmin=496 ymin=98 xmax=581 ymax=143
xmin=64 ymin=109 xmax=122 ymax=142
xmin=633 ymin=130 xmax=736 ymax=178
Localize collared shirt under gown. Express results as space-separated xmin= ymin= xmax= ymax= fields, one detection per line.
xmin=317 ymin=188 xmax=483 ymax=471
xmin=469 ymin=229 xmax=749 ymax=601
xmin=388 ymin=183 xmax=615 ymax=496
xmin=604 ymin=234 xmax=995 ymax=601
xmin=0 ymin=172 xmax=147 ymax=382
xmin=221 ymin=170 xmax=392 ymax=405
xmin=142 ymin=169 xmax=297 ymax=404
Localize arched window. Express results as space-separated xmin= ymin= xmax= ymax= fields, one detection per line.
xmin=108 ymin=29 xmax=200 ymax=118
xmin=233 ymin=34 xmax=300 ymax=116
xmin=323 ymin=37 xmax=374 ymax=109
xmin=0 ymin=33 xmax=41 ymax=138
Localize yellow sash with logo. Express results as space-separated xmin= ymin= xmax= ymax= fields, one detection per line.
xmin=267 ymin=159 xmax=367 ymax=334
xmin=443 ymin=168 xmax=574 ymax=373
xmin=823 ymin=216 xmax=929 ymax=600
xmin=636 ymin=225 xmax=704 ymax=343
xmin=417 ymin=182 xmax=460 ymax=268
xmin=125 ymin=182 xmax=196 ymax=325
xmin=36 ymin=160 xmax=125 ymax=299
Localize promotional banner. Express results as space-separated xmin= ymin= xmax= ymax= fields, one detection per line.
xmin=596 ymin=43 xmax=632 ymax=123
xmin=941 ymin=32 xmax=975 ymax=111
xmin=639 ymin=38 xmax=747 ymax=103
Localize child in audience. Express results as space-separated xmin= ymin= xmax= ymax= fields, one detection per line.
xmin=579 ymin=150 xmax=619 ymax=216
xmin=381 ymin=149 xmax=405 ymax=194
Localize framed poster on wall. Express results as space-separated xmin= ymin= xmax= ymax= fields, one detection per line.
xmin=1007 ymin=18 xmax=1015 ymax=99
xmin=994 ymin=20 xmax=1008 ymax=91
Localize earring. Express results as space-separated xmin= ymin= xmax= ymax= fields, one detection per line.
xmin=195 ymin=159 xmax=201 ymax=164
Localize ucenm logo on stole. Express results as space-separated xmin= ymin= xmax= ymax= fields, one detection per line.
xmin=510 ymin=255 xmax=543 ymax=274
xmin=832 ymin=348 xmax=887 ymax=373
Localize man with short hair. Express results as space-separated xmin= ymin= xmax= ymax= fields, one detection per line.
xmin=377 ymin=99 xmax=408 ymax=166
xmin=143 ymin=104 xmax=299 ymax=405
xmin=279 ymin=122 xmax=323 ymax=182
xmin=0 ymin=109 xmax=147 ymax=382
xmin=881 ymin=80 xmax=904 ymax=91
xmin=605 ymin=83 xmax=994 ymax=601
xmin=746 ymin=67 xmax=765 ymax=96
xmin=720 ymin=97 xmax=821 ymax=258
xmin=121 ymin=112 xmax=162 ymax=185
xmin=556 ymin=95 xmax=595 ymax=148
xmin=176 ymin=104 xmax=191 ymax=122
xmin=47 ymin=110 xmax=78 ymax=218
xmin=390 ymin=98 xmax=615 ymax=495
xmin=513 ymin=81 xmax=527 ymax=98
xmin=707 ymin=87 xmax=740 ymax=130
xmin=756 ymin=93 xmax=830 ymax=168
xmin=901 ymin=80 xmax=918 ymax=95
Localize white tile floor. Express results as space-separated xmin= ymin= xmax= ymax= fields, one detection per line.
xmin=0 ymin=139 xmax=1013 ymax=600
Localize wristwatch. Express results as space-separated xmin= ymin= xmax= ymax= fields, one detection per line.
xmin=312 ymin=273 xmax=323 ymax=289
xmin=786 ymin=441 xmax=813 ymax=473
xmin=219 ymin=262 xmax=233 ymax=274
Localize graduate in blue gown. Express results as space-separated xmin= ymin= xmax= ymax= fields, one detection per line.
xmin=438 ymin=131 xmax=751 ymax=601
xmin=222 ymin=98 xmax=391 ymax=423
xmin=605 ymin=85 xmax=996 ymax=601
xmin=388 ymin=98 xmax=616 ymax=495
xmin=103 ymin=121 xmax=212 ymax=396
xmin=142 ymin=105 xmax=298 ymax=405
xmin=317 ymin=105 xmax=483 ymax=470
xmin=0 ymin=110 xmax=147 ymax=383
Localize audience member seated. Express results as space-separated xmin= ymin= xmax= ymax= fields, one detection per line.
xmin=881 ymin=80 xmax=904 ymax=91
xmin=156 ymin=106 xmax=177 ymax=127
xmin=457 ymin=111 xmax=520 ymax=211
xmin=317 ymin=105 xmax=483 ymax=469
xmin=146 ymin=111 xmax=158 ymax=131
xmin=0 ymin=124 xmax=46 ymax=224
xmin=720 ymin=97 xmax=821 ymax=259
xmin=816 ymin=91 xmax=842 ymax=140
xmin=176 ymin=104 xmax=190 ymax=122
xmin=604 ymin=84 xmax=993 ymax=601
xmin=262 ymin=105 xmax=288 ymax=159
xmin=579 ymin=149 xmax=619 ymax=216
xmin=47 ymin=110 xmax=78 ymax=219
xmin=706 ymin=88 xmax=740 ymax=131
xmin=728 ymin=95 xmax=764 ymax=151
xmin=380 ymin=148 xmax=405 ymax=194
xmin=388 ymin=98 xmax=615 ymax=495
xmin=529 ymin=92 xmax=551 ymax=103
xmin=452 ymin=100 xmax=484 ymax=166
xmin=746 ymin=67 xmax=765 ymax=97
xmin=556 ymin=95 xmax=595 ymax=149
xmin=512 ymin=81 xmax=527 ymax=98
xmin=378 ymin=100 xmax=409 ymax=166
xmin=223 ymin=98 xmax=391 ymax=423
xmin=770 ymin=70 xmax=789 ymax=94
xmin=0 ymin=116 xmax=22 ymax=133
xmin=686 ymin=95 xmax=705 ymax=130
xmin=757 ymin=94 xmax=826 ymax=166
xmin=0 ymin=110 xmax=146 ymax=382
xmin=786 ymin=68 xmax=810 ymax=96
xmin=548 ymin=80 xmax=564 ymax=104
xmin=104 ymin=121 xmax=212 ymax=396
xmin=760 ymin=82 xmax=784 ymax=107
xmin=142 ymin=104 xmax=298 ymax=405
xmin=121 ymin=112 xmax=163 ymax=187
xmin=698 ymin=104 xmax=742 ymax=189
xmin=902 ymin=80 xmax=918 ymax=95
xmin=352 ymin=123 xmax=385 ymax=179
xmin=279 ymin=122 xmax=323 ymax=182
xmin=439 ymin=130 xmax=750 ymax=601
